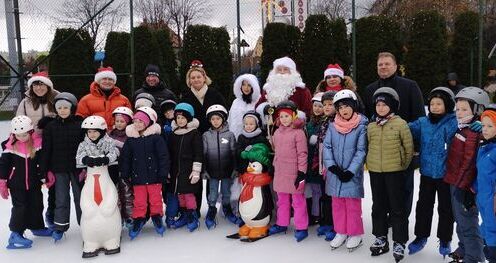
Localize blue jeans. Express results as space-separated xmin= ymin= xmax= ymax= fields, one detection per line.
xmin=208 ymin=178 xmax=232 ymax=207
xmin=451 ymin=185 xmax=484 ymax=263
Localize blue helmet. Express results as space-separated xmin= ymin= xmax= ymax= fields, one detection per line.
xmin=174 ymin=102 xmax=195 ymax=122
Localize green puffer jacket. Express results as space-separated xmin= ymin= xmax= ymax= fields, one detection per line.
xmin=366 ymin=116 xmax=413 ymax=172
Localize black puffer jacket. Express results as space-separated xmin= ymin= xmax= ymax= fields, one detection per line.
xmin=202 ymin=125 xmax=236 ymax=179
xmin=134 ymin=81 xmax=177 ymax=113
xmin=235 ymin=131 xmax=270 ymax=173
xmin=181 ymin=87 xmax=226 ymax=133
xmin=41 ymin=115 xmax=84 ymax=173
xmin=168 ymin=119 xmax=203 ymax=194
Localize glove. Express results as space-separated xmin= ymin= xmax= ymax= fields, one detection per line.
xmin=470 ymin=121 xmax=482 ymax=133
xmin=0 ymin=179 xmax=8 ymax=199
xmin=294 ymin=171 xmax=306 ymax=189
xmin=338 ymin=170 xmax=354 ymax=183
xmin=462 ymin=190 xmax=476 ymax=211
xmin=82 ymin=156 xmax=96 ymax=167
xmin=78 ymin=169 xmax=87 ymax=182
xmin=189 ymin=171 xmax=200 ymax=184
xmin=328 ymin=165 xmax=343 ymax=176
xmin=93 ymin=157 xmax=110 ymax=166
xmin=45 ymin=171 xmax=56 ymax=188
xmin=309 ymin=135 xmax=318 ymax=145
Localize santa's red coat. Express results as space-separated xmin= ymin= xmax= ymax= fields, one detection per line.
xmin=256 ymin=86 xmax=313 ymax=118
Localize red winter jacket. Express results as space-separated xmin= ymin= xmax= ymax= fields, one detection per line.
xmin=257 ymin=87 xmax=312 ymax=118
xmin=443 ymin=127 xmax=480 ymax=190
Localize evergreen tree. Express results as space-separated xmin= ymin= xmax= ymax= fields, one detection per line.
xmin=451 ymin=11 xmax=481 ymax=86
xmin=330 ymin=18 xmax=351 ymax=75
xmin=104 ymin=31 xmax=130 ymax=97
xmin=152 ymin=29 xmax=180 ymax=95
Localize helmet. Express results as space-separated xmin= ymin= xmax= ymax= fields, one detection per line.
xmin=373 ymin=87 xmax=399 ymax=103
xmin=429 ymin=87 xmax=455 ymax=113
xmin=455 ymin=87 xmax=490 ymax=115
xmin=312 ymin=92 xmax=324 ymax=103
xmin=174 ymin=103 xmax=195 ymax=122
xmin=112 ymin=106 xmax=133 ymax=119
xmin=82 ymin=115 xmax=107 ymax=130
xmin=135 ymin=92 xmax=156 ymax=105
xmin=136 ymin=106 xmax=158 ymax=123
xmin=321 ymin=90 xmax=337 ymax=103
xmin=160 ymin=99 xmax=177 ymax=113
xmin=11 ymin=115 xmax=33 ymax=134
xmin=333 ymin=89 xmax=357 ymax=107
xmin=206 ymin=104 xmax=228 ymax=121
xmin=430 ymin=87 xmax=455 ymax=102
xmin=243 ymin=110 xmax=262 ymax=128
xmin=276 ymin=100 xmax=297 ymax=113
xmin=54 ymin=92 xmax=78 ymax=109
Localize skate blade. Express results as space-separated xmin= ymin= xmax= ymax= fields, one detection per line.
xmin=347 ymin=241 xmax=363 ymax=252
xmin=240 ymin=235 xmax=268 ymax=242
xmin=226 ymin=233 xmax=241 ymax=239
xmin=104 ymin=247 xmax=120 ymax=255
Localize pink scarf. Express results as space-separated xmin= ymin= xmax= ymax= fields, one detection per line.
xmin=334 ymin=113 xmax=361 ymax=134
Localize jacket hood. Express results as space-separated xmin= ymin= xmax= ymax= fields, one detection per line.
xmin=447 ymin=72 xmax=459 ymax=82
xmin=172 ymin=118 xmax=200 ymax=135
xmin=126 ymin=123 xmax=162 ymax=138
xmin=89 ymin=81 xmax=122 ymax=98
xmin=4 ymin=132 xmax=42 ymax=156
xmin=233 ymin=74 xmax=261 ymax=102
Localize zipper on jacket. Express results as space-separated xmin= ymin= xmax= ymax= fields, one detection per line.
xmin=217 ymin=131 xmax=221 ymax=178
xmin=25 ymin=158 xmax=29 ymax=190
xmin=175 ymin=136 xmax=184 ymax=194
xmin=8 ymin=167 xmax=15 ymax=180
xmin=338 ymin=134 xmax=347 ymax=196
xmin=380 ymin=125 xmax=383 ymax=172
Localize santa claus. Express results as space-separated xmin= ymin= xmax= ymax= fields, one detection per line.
xmin=256 ymin=57 xmax=312 ymax=119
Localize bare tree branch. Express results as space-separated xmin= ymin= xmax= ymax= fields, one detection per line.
xmin=135 ymin=0 xmax=171 ymax=25
xmin=311 ymin=0 xmax=351 ymax=20
xmin=165 ymin=0 xmax=210 ymax=41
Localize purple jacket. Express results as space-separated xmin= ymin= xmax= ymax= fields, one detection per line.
xmin=272 ymin=120 xmax=308 ymax=194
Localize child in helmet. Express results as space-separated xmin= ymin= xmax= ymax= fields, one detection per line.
xmin=367 ymin=87 xmax=413 ymax=262
xmin=323 ymin=89 xmax=368 ymax=251
xmin=134 ymin=92 xmax=155 ymax=109
xmin=168 ymin=103 xmax=203 ymax=232
xmin=443 ymin=87 xmax=490 ymax=262
xmin=476 ymin=106 xmax=496 ymax=263
xmin=159 ymin=99 xmax=177 ymax=141
xmin=120 ymin=107 xmax=170 ymax=239
xmin=202 ymin=104 xmax=238 ymax=229
xmin=0 ymin=115 xmax=54 ymax=249
xmin=408 ymin=87 xmax=458 ymax=257
xmin=268 ymin=100 xmax=309 ymax=242
xmin=40 ymin=92 xmax=85 ymax=241
xmin=109 ymin=106 xmax=134 ymax=229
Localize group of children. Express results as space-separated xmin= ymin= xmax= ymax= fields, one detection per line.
xmin=1 ymin=72 xmax=496 ymax=263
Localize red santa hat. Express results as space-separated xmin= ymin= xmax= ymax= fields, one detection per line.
xmin=324 ymin=64 xmax=344 ymax=79
xmin=94 ymin=67 xmax=117 ymax=83
xmin=273 ymin=56 xmax=297 ymax=71
xmin=28 ymin=71 xmax=53 ymax=89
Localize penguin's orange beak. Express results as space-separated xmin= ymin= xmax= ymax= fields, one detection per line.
xmin=246 ymin=166 xmax=255 ymax=173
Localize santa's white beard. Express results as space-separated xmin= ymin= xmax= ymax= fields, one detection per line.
xmin=264 ymin=72 xmax=302 ymax=106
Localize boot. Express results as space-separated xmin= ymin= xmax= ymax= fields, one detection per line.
xmin=268 ymin=224 xmax=287 ymax=235
xmin=370 ymin=236 xmax=389 ymax=256
xmin=186 ymin=210 xmax=199 ymax=232
xmin=151 ymin=215 xmax=165 ymax=236
xmin=222 ymin=205 xmax=241 ymax=225
xmin=7 ymin=232 xmax=32 ymax=249
xmin=31 ymin=228 xmax=53 ymax=237
xmin=316 ymin=225 xmax=333 ymax=236
xmin=407 ymin=237 xmax=427 ymax=255
xmin=324 ymin=230 xmax=337 ymax=241
xmin=165 ymin=216 xmax=175 ymax=229
xmin=294 ymin=229 xmax=308 ymax=242
xmin=172 ymin=209 xmax=188 ymax=229
xmin=51 ymin=230 xmax=64 ymax=242
xmin=439 ymin=240 xmax=451 ymax=258
xmin=393 ymin=242 xmax=406 ymax=262
xmin=330 ymin=233 xmax=347 ymax=249
xmin=346 ymin=235 xmax=363 ymax=252
xmin=205 ymin=206 xmax=217 ymax=230
xmin=128 ymin=218 xmax=145 ymax=240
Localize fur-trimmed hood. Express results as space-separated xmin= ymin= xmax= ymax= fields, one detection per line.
xmin=125 ymin=123 xmax=162 ymax=138
xmin=233 ymin=74 xmax=261 ymax=101
xmin=172 ymin=118 xmax=200 ymax=135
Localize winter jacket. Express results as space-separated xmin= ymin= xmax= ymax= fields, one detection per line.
xmin=161 ymin=119 xmax=173 ymax=144
xmin=168 ymin=119 xmax=203 ymax=194
xmin=306 ymin=116 xmax=325 ymax=183
xmin=272 ymin=120 xmax=308 ymax=194
xmin=41 ymin=115 xmax=84 ymax=173
xmin=202 ymin=125 xmax=236 ymax=179
xmin=364 ymin=74 xmax=425 ymax=123
xmin=76 ymin=82 xmax=132 ymax=127
xmin=108 ymin=128 xmax=127 ymax=152
xmin=134 ymin=81 xmax=176 ymax=115
xmin=323 ymin=114 xmax=368 ymax=198
xmin=366 ymin=116 xmax=414 ymax=172
xmin=120 ymin=123 xmax=169 ymax=186
xmin=409 ymin=114 xmax=457 ymax=179
xmin=181 ymin=87 xmax=227 ymax=133
xmin=75 ymin=134 xmax=119 ymax=168
xmin=475 ymin=141 xmax=496 ymax=246
xmin=227 ymin=74 xmax=261 ymax=138
xmin=16 ymin=88 xmax=59 ymax=133
xmin=0 ymin=133 xmax=43 ymax=190
xmin=235 ymin=132 xmax=271 ymax=173
xmin=444 ymin=127 xmax=480 ymax=190
xmin=257 ymin=86 xmax=313 ymax=119
xmin=446 ymin=73 xmax=465 ymax=95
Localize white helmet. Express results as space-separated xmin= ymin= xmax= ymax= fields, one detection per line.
xmin=82 ymin=115 xmax=107 ymax=130
xmin=333 ymin=89 xmax=357 ymax=105
xmin=11 ymin=115 xmax=33 ymax=134
xmin=206 ymin=104 xmax=228 ymax=120
xmin=455 ymin=87 xmax=490 ymax=115
xmin=112 ymin=106 xmax=133 ymax=119
xmin=136 ymin=106 xmax=158 ymax=123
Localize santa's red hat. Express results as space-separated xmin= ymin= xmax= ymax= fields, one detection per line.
xmin=324 ymin=64 xmax=344 ymax=79
xmin=273 ymin=56 xmax=296 ymax=71
xmin=94 ymin=66 xmax=117 ymax=83
xmin=28 ymin=71 xmax=53 ymax=89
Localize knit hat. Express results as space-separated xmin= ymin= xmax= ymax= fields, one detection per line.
xmin=28 ymin=71 xmax=53 ymax=89
xmin=324 ymin=64 xmax=344 ymax=79
xmin=482 ymin=107 xmax=496 ymax=128
xmin=375 ymin=93 xmax=398 ymax=113
xmin=133 ymin=111 xmax=151 ymax=127
xmin=145 ymin=64 xmax=160 ymax=77
xmin=273 ymin=56 xmax=296 ymax=71
xmin=94 ymin=67 xmax=117 ymax=83
xmin=240 ymin=143 xmax=271 ymax=167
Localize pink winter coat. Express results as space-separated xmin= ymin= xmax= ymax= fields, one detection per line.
xmin=272 ymin=120 xmax=308 ymax=194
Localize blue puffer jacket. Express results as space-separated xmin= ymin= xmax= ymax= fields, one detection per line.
xmin=476 ymin=141 xmax=496 ymax=246
xmin=408 ymin=114 xmax=457 ymax=179
xmin=323 ymin=114 xmax=368 ymax=198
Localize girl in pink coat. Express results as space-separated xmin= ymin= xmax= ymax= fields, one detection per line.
xmin=268 ymin=100 xmax=309 ymax=242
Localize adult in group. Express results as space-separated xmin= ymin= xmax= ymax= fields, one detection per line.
xmin=257 ymin=56 xmax=312 ymax=118
xmin=16 ymin=71 xmax=59 ymax=229
xmin=363 ymin=52 xmax=425 ymax=217
xmin=228 ymin=74 xmax=261 ymax=139
xmin=134 ymin=64 xmax=177 ymax=117
xmin=446 ymin=72 xmax=465 ymax=96
xmin=315 ymin=64 xmax=357 ymax=93
xmin=76 ymin=67 xmax=132 ymax=127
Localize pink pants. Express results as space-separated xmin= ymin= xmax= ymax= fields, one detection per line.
xmin=178 ymin=193 xmax=197 ymax=210
xmin=132 ymin=184 xmax=163 ymax=218
xmin=332 ymin=197 xmax=364 ymax=235
xmin=276 ymin=192 xmax=308 ymax=230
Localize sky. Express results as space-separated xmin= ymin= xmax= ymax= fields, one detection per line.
xmin=0 ymin=0 xmax=372 ymax=53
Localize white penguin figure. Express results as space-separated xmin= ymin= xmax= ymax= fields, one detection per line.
xmin=80 ymin=165 xmax=122 ymax=258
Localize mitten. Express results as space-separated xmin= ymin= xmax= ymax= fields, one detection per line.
xmin=45 ymin=171 xmax=56 ymax=188
xmin=462 ymin=190 xmax=476 ymax=211
xmin=294 ymin=171 xmax=306 ymax=189
xmin=328 ymin=165 xmax=343 ymax=176
xmin=82 ymin=156 xmax=96 ymax=167
xmin=338 ymin=170 xmax=354 ymax=183
xmin=470 ymin=121 xmax=482 ymax=133
xmin=0 ymin=179 xmax=8 ymax=199
xmin=189 ymin=171 xmax=200 ymax=184
xmin=309 ymin=135 xmax=318 ymax=145
xmin=94 ymin=157 xmax=110 ymax=166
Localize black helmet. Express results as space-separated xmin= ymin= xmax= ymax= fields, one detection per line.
xmin=276 ymin=100 xmax=297 ymax=114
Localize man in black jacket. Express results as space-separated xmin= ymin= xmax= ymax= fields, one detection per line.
xmin=446 ymin=72 xmax=465 ymax=96
xmin=364 ymin=52 xmax=425 ymax=217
